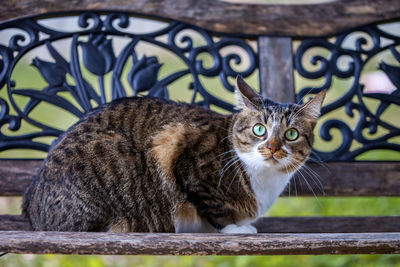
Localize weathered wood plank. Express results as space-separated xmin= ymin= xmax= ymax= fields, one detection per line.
xmin=1 ymin=160 xmax=399 ymax=196
xmin=258 ymin=36 xmax=295 ymax=103
xmin=0 ymin=215 xmax=31 ymax=231
xmin=0 ymin=0 xmax=399 ymax=37
xmin=0 ymin=231 xmax=399 ymax=255
xmin=254 ymin=216 xmax=400 ymax=233
xmin=0 ymin=159 xmax=42 ymax=196
xmin=2 ymin=214 xmax=400 ymax=233
xmin=288 ymin=162 xmax=400 ymax=197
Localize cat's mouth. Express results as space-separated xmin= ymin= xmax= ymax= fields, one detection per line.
xmin=264 ymin=156 xmax=279 ymax=164
xmin=261 ymin=150 xmax=287 ymax=165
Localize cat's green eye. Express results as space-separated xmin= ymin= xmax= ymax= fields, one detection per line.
xmin=285 ymin=128 xmax=299 ymax=141
xmin=252 ymin=124 xmax=266 ymax=137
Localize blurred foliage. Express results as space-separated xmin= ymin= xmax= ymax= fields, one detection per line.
xmin=1 ymin=254 xmax=400 ymax=267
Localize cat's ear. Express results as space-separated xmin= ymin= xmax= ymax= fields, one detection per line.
xmin=235 ymin=76 xmax=262 ymax=110
xmin=299 ymin=91 xmax=326 ymax=120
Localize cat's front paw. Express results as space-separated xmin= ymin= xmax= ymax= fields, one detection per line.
xmin=220 ymin=224 xmax=258 ymax=234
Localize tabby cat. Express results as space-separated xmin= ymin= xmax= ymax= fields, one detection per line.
xmin=22 ymin=76 xmax=325 ymax=233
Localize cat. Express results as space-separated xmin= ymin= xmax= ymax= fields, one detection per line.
xmin=22 ymin=76 xmax=325 ymax=233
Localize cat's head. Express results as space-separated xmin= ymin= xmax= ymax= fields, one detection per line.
xmin=232 ymin=76 xmax=326 ymax=173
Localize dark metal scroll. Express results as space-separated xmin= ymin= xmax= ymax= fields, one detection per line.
xmin=0 ymin=12 xmax=258 ymax=153
xmin=295 ymin=22 xmax=400 ymax=161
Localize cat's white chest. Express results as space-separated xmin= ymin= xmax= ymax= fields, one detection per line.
xmin=246 ymin=166 xmax=292 ymax=216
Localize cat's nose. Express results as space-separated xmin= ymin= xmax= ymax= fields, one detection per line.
xmin=268 ymin=145 xmax=280 ymax=154
xmin=265 ymin=138 xmax=281 ymax=154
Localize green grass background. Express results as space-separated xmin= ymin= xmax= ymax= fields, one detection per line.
xmin=1 ymin=17 xmax=400 ymax=267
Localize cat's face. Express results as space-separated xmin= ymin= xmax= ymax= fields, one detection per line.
xmin=232 ymin=76 xmax=326 ymax=173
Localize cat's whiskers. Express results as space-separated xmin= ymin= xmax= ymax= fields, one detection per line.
xmin=289 ymin=88 xmax=322 ymax=123
xmin=309 ymin=151 xmax=334 ymax=170
xmin=219 ymin=156 xmax=239 ymax=174
xmin=299 ymin=165 xmax=325 ymax=195
xmin=237 ymin=161 xmax=246 ymax=191
xmin=293 ymin=170 xmax=298 ymax=197
xmin=291 ymin=158 xmax=325 ymax=195
xmin=226 ymin=161 xmax=245 ymax=194
xmin=218 ymin=156 xmax=241 ymax=189
xmin=291 ymin=162 xmax=325 ymax=211
xmin=309 ymin=150 xmax=323 ymax=162
xmin=290 ymin=160 xmax=324 ymax=210
xmin=219 ymin=134 xmax=234 ymax=145
xmin=281 ymin=158 xmax=293 ymax=198
xmin=221 ymin=155 xmax=240 ymax=163
xmin=288 ymin=107 xmax=304 ymax=125
xmin=255 ymin=90 xmax=269 ymax=122
xmin=296 ymin=87 xmax=316 ymax=106
xmin=209 ymin=123 xmax=232 ymax=132
xmin=286 ymin=160 xmax=319 ymax=201
xmin=287 ymin=109 xmax=299 ymax=126
xmin=212 ymin=149 xmax=235 ymax=161
xmin=309 ymin=151 xmax=330 ymax=168
xmin=288 ymin=88 xmax=317 ymax=123
xmin=300 ymin=164 xmax=325 ymax=195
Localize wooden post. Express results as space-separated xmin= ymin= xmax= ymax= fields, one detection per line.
xmin=258 ymin=36 xmax=295 ymax=103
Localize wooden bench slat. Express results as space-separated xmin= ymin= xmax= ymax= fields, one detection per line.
xmin=1 ymin=231 xmax=399 ymax=255
xmin=253 ymin=216 xmax=400 ymax=233
xmin=0 ymin=215 xmax=31 ymax=231
xmin=1 ymin=160 xmax=399 ymax=197
xmin=288 ymin=162 xmax=400 ymax=197
xmin=0 ymin=159 xmax=42 ymax=196
xmin=2 ymin=215 xmax=400 ymax=234
xmin=0 ymin=0 xmax=399 ymax=37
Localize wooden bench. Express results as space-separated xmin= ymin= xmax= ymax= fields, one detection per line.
xmin=1 ymin=0 xmax=400 ymax=255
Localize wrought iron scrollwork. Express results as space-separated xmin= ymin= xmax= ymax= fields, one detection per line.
xmin=0 ymin=12 xmax=258 ymax=154
xmin=295 ymin=23 xmax=400 ymax=161
xmin=3 ymin=11 xmax=398 ymax=161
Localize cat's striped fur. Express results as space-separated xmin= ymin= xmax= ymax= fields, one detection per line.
xmin=22 ymin=76 xmax=325 ymax=233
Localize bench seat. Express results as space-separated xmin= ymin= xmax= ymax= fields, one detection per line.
xmin=1 ymin=231 xmax=400 ymax=255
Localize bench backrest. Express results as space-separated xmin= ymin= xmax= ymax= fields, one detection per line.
xmin=0 ymin=0 xmax=399 ymax=199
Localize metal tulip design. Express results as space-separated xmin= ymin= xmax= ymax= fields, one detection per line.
xmin=0 ymin=12 xmax=264 ymax=154
xmin=128 ymin=55 xmax=162 ymax=95
xmin=31 ymin=58 xmax=67 ymax=87
xmin=81 ymin=34 xmax=116 ymax=76
xmin=80 ymin=34 xmax=116 ymax=103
